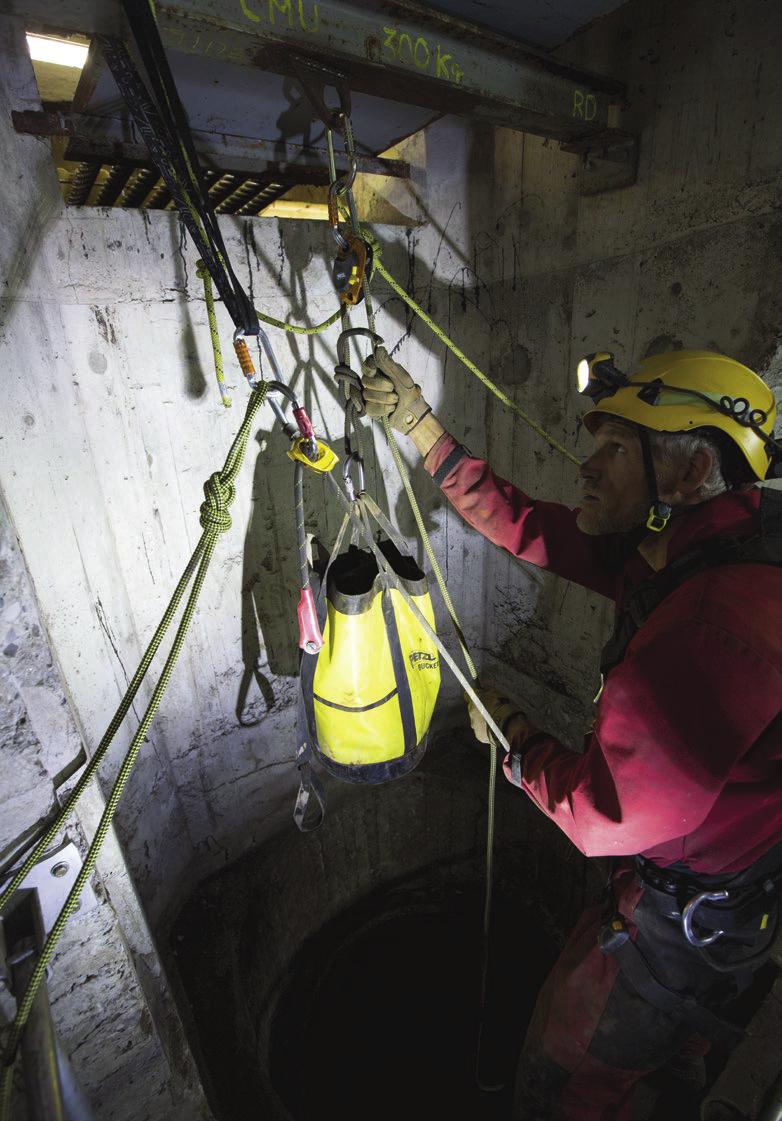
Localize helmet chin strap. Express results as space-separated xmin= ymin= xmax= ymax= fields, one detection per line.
xmin=638 ymin=428 xmax=672 ymax=533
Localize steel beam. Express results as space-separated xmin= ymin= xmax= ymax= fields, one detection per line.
xmin=13 ymin=0 xmax=628 ymax=143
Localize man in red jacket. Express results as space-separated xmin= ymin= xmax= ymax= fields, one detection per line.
xmin=361 ymin=347 xmax=782 ymax=1120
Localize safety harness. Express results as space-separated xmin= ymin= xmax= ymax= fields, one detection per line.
xmin=597 ymin=487 xmax=782 ymax=1044
xmin=601 ymin=486 xmax=782 ymax=677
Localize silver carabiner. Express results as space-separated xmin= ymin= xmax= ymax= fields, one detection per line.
xmin=342 ymin=452 xmax=365 ymax=502
xmin=682 ymin=889 xmax=729 ymax=947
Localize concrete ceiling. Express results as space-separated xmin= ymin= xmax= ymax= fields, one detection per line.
xmin=419 ymin=0 xmax=629 ymax=48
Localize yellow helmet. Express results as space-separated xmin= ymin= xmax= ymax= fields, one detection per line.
xmin=580 ymin=349 xmax=779 ymax=482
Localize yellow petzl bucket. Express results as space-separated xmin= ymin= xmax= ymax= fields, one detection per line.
xmin=300 ymin=540 xmax=440 ymax=785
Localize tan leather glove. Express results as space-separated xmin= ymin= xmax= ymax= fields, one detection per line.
xmin=465 ymin=681 xmax=533 ymax=746
xmin=361 ymin=346 xmax=431 ymax=435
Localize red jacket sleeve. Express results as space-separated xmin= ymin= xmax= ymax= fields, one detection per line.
xmin=507 ymin=615 xmax=782 ymax=858
xmin=424 ymin=433 xmax=620 ymax=598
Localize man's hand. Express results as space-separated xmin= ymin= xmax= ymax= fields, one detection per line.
xmin=361 ymin=346 xmax=432 ymax=435
xmin=466 ymin=681 xmax=533 ymax=746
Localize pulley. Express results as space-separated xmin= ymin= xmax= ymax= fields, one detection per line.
xmin=332 ymin=234 xmax=373 ymax=306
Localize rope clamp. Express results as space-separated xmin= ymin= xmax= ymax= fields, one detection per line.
xmin=287 ymin=438 xmax=338 ymax=474
xmin=291 ymin=406 xmax=320 ymax=460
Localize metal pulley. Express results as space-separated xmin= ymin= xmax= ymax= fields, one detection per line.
xmin=327 ymin=182 xmax=372 ymax=305
xmin=333 ymin=234 xmax=373 ymax=306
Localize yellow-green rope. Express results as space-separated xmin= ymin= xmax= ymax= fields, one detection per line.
xmin=256 ymin=306 xmax=342 ymax=335
xmin=373 ymin=255 xmax=580 ymax=467
xmin=0 ymin=383 xmax=268 ymax=1121
xmin=334 ymin=204 xmax=579 ymax=468
xmin=382 ymin=418 xmax=476 ymax=675
xmin=196 ymin=259 xmax=231 ymax=408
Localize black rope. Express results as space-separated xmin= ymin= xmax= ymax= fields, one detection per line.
xmin=98 ymin=0 xmax=259 ymax=335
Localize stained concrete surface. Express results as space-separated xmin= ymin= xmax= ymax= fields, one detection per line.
xmin=1 ymin=0 xmax=781 ymax=1115
xmin=0 ymin=500 xmax=208 ymax=1120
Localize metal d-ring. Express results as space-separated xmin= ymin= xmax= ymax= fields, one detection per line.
xmin=682 ymin=889 xmax=729 ymax=947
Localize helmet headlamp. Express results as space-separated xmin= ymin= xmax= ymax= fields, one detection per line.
xmin=576 ymin=352 xmax=629 ymax=401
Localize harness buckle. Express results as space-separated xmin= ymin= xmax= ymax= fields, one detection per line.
xmin=646 ymin=502 xmax=672 ymax=532
xmin=598 ymin=913 xmax=630 ymax=954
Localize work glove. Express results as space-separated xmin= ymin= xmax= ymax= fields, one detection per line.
xmin=361 ymin=346 xmax=432 ymax=435
xmin=465 ymin=680 xmax=532 ymax=747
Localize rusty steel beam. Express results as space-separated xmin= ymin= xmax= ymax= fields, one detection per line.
xmin=95 ymin=162 xmax=133 ymax=205
xmin=120 ymin=166 xmax=159 ymax=207
xmin=11 ymin=0 xmax=628 ymax=143
xmin=66 ymin=159 xmax=100 ymax=205
xmin=235 ymin=182 xmax=287 ymax=216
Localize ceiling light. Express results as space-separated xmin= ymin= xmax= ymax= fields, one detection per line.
xmin=26 ymin=34 xmax=88 ymax=69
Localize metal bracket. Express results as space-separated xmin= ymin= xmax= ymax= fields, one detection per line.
xmin=560 ymin=130 xmax=639 ymax=195
xmin=1 ymin=842 xmax=98 ymax=937
xmin=288 ymin=56 xmax=352 ymax=131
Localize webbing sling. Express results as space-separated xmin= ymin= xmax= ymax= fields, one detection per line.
xmin=601 ymin=487 xmax=782 ymax=677
xmin=98 ymin=0 xmax=258 ymax=335
xmin=122 ymin=0 xmax=257 ymax=334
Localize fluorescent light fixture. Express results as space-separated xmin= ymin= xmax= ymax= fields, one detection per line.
xmin=26 ymin=33 xmax=88 ymax=69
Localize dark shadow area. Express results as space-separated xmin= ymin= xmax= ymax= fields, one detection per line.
xmin=167 ymin=217 xmax=208 ymax=399
xmin=268 ymin=875 xmax=557 ymax=1121
xmin=168 ymin=736 xmax=599 ymax=1121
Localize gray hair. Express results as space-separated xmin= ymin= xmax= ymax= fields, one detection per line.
xmin=648 ymin=429 xmax=727 ymax=501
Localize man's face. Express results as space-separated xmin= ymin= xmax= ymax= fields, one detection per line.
xmin=576 ymin=419 xmax=651 ymax=535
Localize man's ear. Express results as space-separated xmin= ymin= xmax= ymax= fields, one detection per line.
xmin=678 ymin=445 xmax=716 ymax=495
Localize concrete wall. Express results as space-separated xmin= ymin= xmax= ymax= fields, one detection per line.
xmin=0 ymin=498 xmax=208 ymax=1121
xmin=2 ymin=0 xmax=782 ymax=1114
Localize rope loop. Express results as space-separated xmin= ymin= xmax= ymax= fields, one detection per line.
xmin=199 ymin=471 xmax=234 ymax=534
xmin=334 ymin=362 xmax=366 ymax=417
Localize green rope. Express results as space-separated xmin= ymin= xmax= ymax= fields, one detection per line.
xmin=381 ymin=418 xmax=476 ymax=675
xmin=255 ymin=306 xmax=342 ymax=335
xmin=0 ymin=383 xmax=268 ymax=1121
xmin=339 ymin=208 xmax=579 ymax=468
xmin=364 ymin=266 xmax=504 ymax=1089
xmin=373 ymin=256 xmax=580 ymax=467
xmin=196 ymin=259 xmax=231 ymax=408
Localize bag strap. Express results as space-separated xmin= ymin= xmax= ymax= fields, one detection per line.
xmin=349 ymin=493 xmax=421 ymax=748
xmin=360 ymin=491 xmax=412 ymax=557
xmin=293 ymin=714 xmax=327 ymax=832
